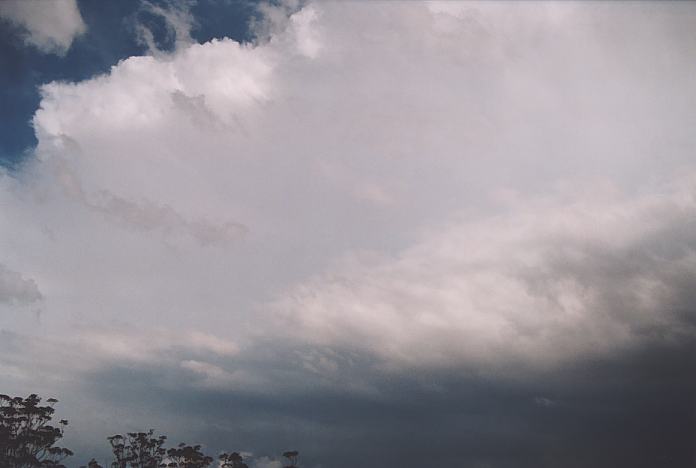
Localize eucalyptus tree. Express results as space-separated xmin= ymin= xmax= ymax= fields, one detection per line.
xmin=282 ymin=450 xmax=299 ymax=468
xmin=164 ymin=443 xmax=213 ymax=468
xmin=107 ymin=430 xmax=167 ymax=468
xmin=81 ymin=458 xmax=104 ymax=468
xmin=2 ymin=392 xmax=301 ymax=468
xmin=0 ymin=393 xmax=73 ymax=467
xmin=219 ymin=451 xmax=248 ymax=468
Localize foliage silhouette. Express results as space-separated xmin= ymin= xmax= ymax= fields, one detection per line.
xmin=282 ymin=450 xmax=299 ymax=468
xmin=164 ymin=443 xmax=213 ymax=468
xmin=219 ymin=452 xmax=248 ymax=468
xmin=80 ymin=458 xmax=103 ymax=468
xmin=0 ymin=394 xmax=73 ymax=467
xmin=107 ymin=430 xmax=167 ymax=468
xmin=1 ymin=393 xmax=299 ymax=468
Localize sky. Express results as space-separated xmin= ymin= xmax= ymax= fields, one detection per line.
xmin=1 ymin=1 xmax=696 ymax=467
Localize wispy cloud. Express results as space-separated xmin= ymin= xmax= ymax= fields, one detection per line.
xmin=0 ymin=0 xmax=85 ymax=55
xmin=0 ymin=263 xmax=42 ymax=305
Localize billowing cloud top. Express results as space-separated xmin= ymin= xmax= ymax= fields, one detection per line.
xmin=2 ymin=2 xmax=696 ymax=467
xmin=0 ymin=0 xmax=86 ymax=55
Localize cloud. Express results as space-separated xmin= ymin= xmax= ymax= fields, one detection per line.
xmin=78 ymin=328 xmax=241 ymax=363
xmin=2 ymin=2 xmax=696 ymax=466
xmin=533 ymin=396 xmax=556 ymax=408
xmin=0 ymin=327 xmax=241 ymax=384
xmin=0 ymin=0 xmax=86 ymax=55
xmin=180 ymin=359 xmax=252 ymax=389
xmin=272 ymin=181 xmax=696 ymax=370
xmin=50 ymin=155 xmax=247 ymax=246
xmin=251 ymin=457 xmax=282 ymax=468
xmin=0 ymin=263 xmax=42 ymax=305
xmin=134 ymin=0 xmax=197 ymax=54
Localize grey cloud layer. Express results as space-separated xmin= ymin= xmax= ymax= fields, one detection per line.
xmin=274 ymin=183 xmax=696 ymax=370
xmin=0 ymin=264 xmax=42 ymax=304
xmin=1 ymin=2 xmax=696 ymax=467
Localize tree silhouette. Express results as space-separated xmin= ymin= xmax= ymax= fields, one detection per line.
xmin=282 ymin=450 xmax=299 ymax=468
xmin=219 ymin=451 xmax=248 ymax=468
xmin=107 ymin=430 xmax=167 ymax=468
xmin=2 ymin=393 xmax=302 ymax=468
xmin=164 ymin=443 xmax=213 ymax=468
xmin=80 ymin=458 xmax=104 ymax=468
xmin=0 ymin=394 xmax=73 ymax=467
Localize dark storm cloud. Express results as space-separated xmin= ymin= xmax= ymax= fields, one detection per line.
xmin=69 ymin=338 xmax=696 ymax=468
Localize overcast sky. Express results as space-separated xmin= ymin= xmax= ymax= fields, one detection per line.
xmin=1 ymin=1 xmax=696 ymax=467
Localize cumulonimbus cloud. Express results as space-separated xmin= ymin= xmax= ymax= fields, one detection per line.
xmin=0 ymin=0 xmax=695 ymax=430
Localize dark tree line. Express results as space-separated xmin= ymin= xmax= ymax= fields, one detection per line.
xmin=1 ymin=394 xmax=300 ymax=468
xmin=0 ymin=394 xmax=72 ymax=467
